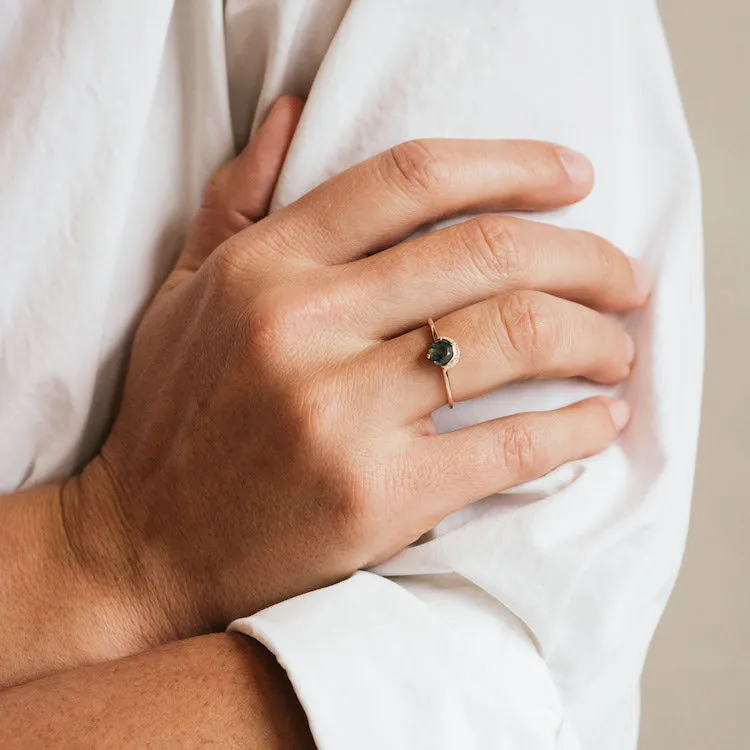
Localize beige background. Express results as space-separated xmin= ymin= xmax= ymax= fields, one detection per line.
xmin=640 ymin=2 xmax=750 ymax=747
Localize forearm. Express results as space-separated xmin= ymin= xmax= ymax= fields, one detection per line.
xmin=0 ymin=466 xmax=159 ymax=688
xmin=0 ymin=632 xmax=314 ymax=749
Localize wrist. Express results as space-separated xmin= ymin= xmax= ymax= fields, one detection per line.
xmin=0 ymin=472 xmax=186 ymax=687
xmin=58 ymin=458 xmax=193 ymax=660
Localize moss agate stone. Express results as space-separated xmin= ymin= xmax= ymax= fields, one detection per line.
xmin=427 ymin=338 xmax=454 ymax=367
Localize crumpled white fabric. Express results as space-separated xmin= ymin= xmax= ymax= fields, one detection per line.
xmin=0 ymin=1 xmax=702 ymax=748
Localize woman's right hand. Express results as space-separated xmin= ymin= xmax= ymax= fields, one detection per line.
xmin=66 ymin=126 xmax=649 ymax=645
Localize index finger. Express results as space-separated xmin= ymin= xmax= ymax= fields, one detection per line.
xmin=244 ymin=139 xmax=594 ymax=266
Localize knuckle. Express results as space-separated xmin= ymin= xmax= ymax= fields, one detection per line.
xmin=245 ymin=297 xmax=285 ymax=352
xmin=298 ymin=428 xmax=377 ymax=540
xmin=245 ymin=291 xmax=310 ymax=359
xmin=383 ymin=139 xmax=449 ymax=197
xmin=493 ymin=291 xmax=552 ymax=365
xmin=207 ymin=244 xmax=248 ymax=294
xmin=460 ymin=216 xmax=525 ymax=282
xmin=222 ymin=213 xmax=310 ymax=269
xmin=497 ymin=420 xmax=546 ymax=480
xmin=258 ymin=213 xmax=309 ymax=258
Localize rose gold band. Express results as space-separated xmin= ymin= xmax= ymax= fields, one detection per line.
xmin=427 ymin=318 xmax=455 ymax=409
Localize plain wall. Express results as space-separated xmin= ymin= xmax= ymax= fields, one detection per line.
xmin=640 ymin=2 xmax=750 ymax=747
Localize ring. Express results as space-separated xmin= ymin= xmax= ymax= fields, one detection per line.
xmin=426 ymin=318 xmax=460 ymax=408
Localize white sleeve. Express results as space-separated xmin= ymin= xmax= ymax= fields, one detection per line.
xmin=227 ymin=1 xmax=703 ymax=748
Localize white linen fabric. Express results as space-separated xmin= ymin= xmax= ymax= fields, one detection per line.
xmin=0 ymin=1 xmax=703 ymax=748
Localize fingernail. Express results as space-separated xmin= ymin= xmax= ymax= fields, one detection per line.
xmin=629 ymin=257 xmax=652 ymax=299
xmin=625 ymin=333 xmax=636 ymax=365
xmin=557 ymin=147 xmax=594 ymax=185
xmin=606 ymin=399 xmax=631 ymax=432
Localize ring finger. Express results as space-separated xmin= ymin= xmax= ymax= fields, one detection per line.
xmin=366 ymin=289 xmax=634 ymax=423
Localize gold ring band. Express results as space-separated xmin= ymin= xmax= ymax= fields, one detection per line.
xmin=426 ymin=318 xmax=460 ymax=409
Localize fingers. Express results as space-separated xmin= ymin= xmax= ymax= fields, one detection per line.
xmin=412 ymin=397 xmax=629 ymax=519
xmin=368 ymin=290 xmax=634 ymax=423
xmin=250 ymin=139 xmax=594 ymax=266
xmin=343 ymin=215 xmax=650 ymax=338
xmin=177 ymin=95 xmax=303 ymax=272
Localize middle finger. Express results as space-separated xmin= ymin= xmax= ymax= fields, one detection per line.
xmin=339 ymin=215 xmax=648 ymax=339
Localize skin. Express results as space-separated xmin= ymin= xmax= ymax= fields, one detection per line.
xmin=0 ymin=634 xmax=316 ymax=749
xmin=0 ymin=96 xmax=650 ymax=744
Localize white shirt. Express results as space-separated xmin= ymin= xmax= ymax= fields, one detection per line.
xmin=0 ymin=1 xmax=703 ymax=748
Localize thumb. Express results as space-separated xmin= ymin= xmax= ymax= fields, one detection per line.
xmin=178 ymin=95 xmax=304 ymax=273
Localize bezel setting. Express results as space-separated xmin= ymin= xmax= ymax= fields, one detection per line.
xmin=427 ymin=336 xmax=461 ymax=370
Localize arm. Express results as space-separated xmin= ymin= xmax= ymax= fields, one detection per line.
xmin=0 ymin=633 xmax=314 ymax=749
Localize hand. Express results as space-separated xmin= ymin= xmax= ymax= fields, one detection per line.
xmin=65 ymin=109 xmax=649 ymax=644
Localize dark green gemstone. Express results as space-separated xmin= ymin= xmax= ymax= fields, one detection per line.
xmin=428 ymin=338 xmax=454 ymax=367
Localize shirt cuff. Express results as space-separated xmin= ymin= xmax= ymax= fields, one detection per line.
xmin=228 ymin=571 xmax=575 ymax=750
